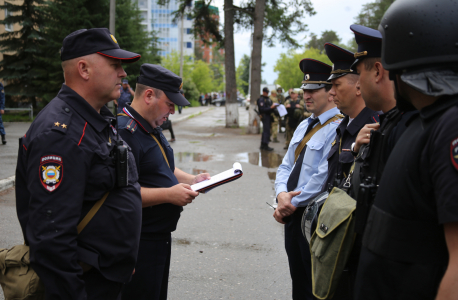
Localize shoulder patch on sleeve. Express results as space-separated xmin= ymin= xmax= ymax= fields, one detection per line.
xmin=40 ymin=155 xmax=63 ymax=192
xmin=451 ymin=137 xmax=458 ymax=171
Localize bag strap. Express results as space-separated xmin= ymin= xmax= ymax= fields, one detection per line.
xmin=150 ymin=133 xmax=170 ymax=168
xmin=294 ymin=114 xmax=344 ymax=162
xmin=77 ymin=192 xmax=110 ymax=234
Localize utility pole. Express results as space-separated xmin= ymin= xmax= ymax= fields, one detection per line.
xmin=110 ymin=0 xmax=116 ymax=35
xmin=179 ymin=14 xmax=184 ymax=78
xmin=109 ymin=0 xmax=116 ymax=113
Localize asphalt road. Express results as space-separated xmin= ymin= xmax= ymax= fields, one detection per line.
xmin=0 ymin=106 xmax=292 ymax=299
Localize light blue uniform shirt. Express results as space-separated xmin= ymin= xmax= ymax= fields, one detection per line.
xmin=275 ymin=107 xmax=341 ymax=207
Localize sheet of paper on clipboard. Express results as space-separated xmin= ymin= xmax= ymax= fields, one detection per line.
xmin=276 ymin=104 xmax=288 ymax=117
xmin=190 ymin=162 xmax=243 ymax=193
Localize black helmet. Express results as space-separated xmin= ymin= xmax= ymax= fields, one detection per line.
xmin=379 ymin=0 xmax=458 ymax=71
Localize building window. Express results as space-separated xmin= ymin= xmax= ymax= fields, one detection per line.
xmin=138 ymin=0 xmax=147 ymax=9
xmin=185 ymin=28 xmax=191 ymax=34
xmin=140 ymin=11 xmax=147 ymax=20
xmin=186 ymin=42 xmax=192 ymax=48
xmin=4 ymin=8 xmax=12 ymax=31
xmin=186 ymin=14 xmax=192 ymax=20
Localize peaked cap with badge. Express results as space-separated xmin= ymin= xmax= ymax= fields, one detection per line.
xmin=137 ymin=64 xmax=190 ymax=106
xmin=324 ymin=43 xmax=358 ymax=81
xmin=350 ymin=24 xmax=382 ymax=69
xmin=61 ymin=28 xmax=141 ymax=62
xmin=299 ymin=58 xmax=332 ymax=90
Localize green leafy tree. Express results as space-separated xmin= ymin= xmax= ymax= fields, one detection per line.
xmin=190 ymin=60 xmax=213 ymax=94
xmin=160 ymin=50 xmax=193 ymax=79
xmin=0 ymin=0 xmax=46 ymax=108
xmin=355 ymin=0 xmax=395 ymax=30
xmin=35 ymin=0 xmax=110 ymax=103
xmin=34 ymin=0 xmax=160 ymax=104
xmin=274 ymin=48 xmax=331 ymax=91
xmin=236 ymin=54 xmax=250 ymax=96
xmin=182 ymin=77 xmax=200 ymax=104
xmin=307 ymin=30 xmax=341 ymax=53
xmin=210 ymin=63 xmax=224 ymax=92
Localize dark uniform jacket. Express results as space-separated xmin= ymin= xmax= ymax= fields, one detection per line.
xmin=355 ymin=96 xmax=458 ymax=300
xmin=15 ymin=85 xmax=142 ymax=299
xmin=257 ymin=95 xmax=273 ymax=118
xmin=323 ymin=107 xmax=379 ymax=192
xmin=118 ymin=105 xmax=182 ymax=236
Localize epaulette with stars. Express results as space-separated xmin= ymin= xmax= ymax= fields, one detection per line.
xmin=125 ymin=118 xmax=138 ymax=134
xmin=51 ymin=108 xmax=72 ymax=134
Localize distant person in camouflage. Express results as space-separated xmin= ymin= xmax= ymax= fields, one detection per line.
xmin=284 ymin=90 xmax=304 ymax=149
xmin=270 ymin=90 xmax=280 ymax=143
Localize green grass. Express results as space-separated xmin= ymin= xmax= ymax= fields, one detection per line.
xmin=2 ymin=112 xmax=33 ymax=122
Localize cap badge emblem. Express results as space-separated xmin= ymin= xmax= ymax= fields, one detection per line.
xmin=305 ymin=74 xmax=310 ymax=81
xmin=111 ymin=34 xmax=118 ymax=44
xmin=179 ymin=82 xmax=183 ymax=90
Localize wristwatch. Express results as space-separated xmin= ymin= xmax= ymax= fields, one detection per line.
xmin=351 ymin=142 xmax=358 ymax=157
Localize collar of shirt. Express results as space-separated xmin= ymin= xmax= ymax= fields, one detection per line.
xmin=311 ymin=107 xmax=341 ymax=125
xmin=58 ymin=84 xmax=113 ymax=132
xmin=122 ymin=105 xmax=162 ymax=135
xmin=346 ymin=107 xmax=378 ymax=136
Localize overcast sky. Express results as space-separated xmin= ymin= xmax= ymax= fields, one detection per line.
xmin=211 ymin=0 xmax=374 ymax=84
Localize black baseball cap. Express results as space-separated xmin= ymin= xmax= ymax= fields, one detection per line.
xmin=61 ymin=28 xmax=141 ymax=62
xmin=262 ymin=87 xmax=269 ymax=93
xmin=137 ymin=64 xmax=190 ymax=106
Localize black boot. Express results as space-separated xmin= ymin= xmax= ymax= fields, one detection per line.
xmin=260 ymin=143 xmax=273 ymax=151
xmin=1 ymin=134 xmax=5 ymax=145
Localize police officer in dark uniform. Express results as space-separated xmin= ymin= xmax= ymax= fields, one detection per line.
xmin=348 ymin=24 xmax=417 ymax=237
xmin=15 ymin=28 xmax=143 ymax=299
xmin=0 ymin=82 xmax=6 ymax=144
xmin=115 ymin=79 xmax=135 ymax=114
xmin=257 ymin=87 xmax=276 ymax=151
xmin=354 ymin=1 xmax=458 ymax=298
xmin=322 ymin=43 xmax=379 ymax=195
xmin=118 ymin=64 xmax=210 ymax=300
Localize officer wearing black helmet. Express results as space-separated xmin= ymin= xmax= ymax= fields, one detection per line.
xmin=257 ymin=86 xmax=276 ymax=151
xmin=15 ymin=28 xmax=143 ymax=299
xmin=354 ymin=1 xmax=458 ymax=299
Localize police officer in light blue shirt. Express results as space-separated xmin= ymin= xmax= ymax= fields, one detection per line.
xmin=115 ymin=79 xmax=135 ymax=114
xmin=274 ymin=58 xmax=342 ymax=300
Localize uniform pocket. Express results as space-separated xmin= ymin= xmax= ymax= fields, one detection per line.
xmin=303 ymin=139 xmax=324 ymax=167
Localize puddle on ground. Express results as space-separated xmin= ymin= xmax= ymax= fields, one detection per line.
xmin=268 ymin=171 xmax=277 ymax=181
xmin=174 ymin=152 xmax=284 ymax=169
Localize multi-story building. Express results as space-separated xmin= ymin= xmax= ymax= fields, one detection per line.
xmin=137 ymin=0 xmax=194 ymax=58
xmin=193 ymin=4 xmax=224 ymax=64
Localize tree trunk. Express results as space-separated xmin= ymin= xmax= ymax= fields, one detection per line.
xmin=247 ymin=0 xmax=265 ymax=134
xmin=224 ymin=0 xmax=239 ymax=128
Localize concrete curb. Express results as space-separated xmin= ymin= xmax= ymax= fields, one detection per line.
xmin=0 ymin=176 xmax=15 ymax=192
xmin=171 ymin=107 xmax=213 ymax=124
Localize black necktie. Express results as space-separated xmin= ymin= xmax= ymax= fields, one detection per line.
xmin=286 ymin=117 xmax=320 ymax=192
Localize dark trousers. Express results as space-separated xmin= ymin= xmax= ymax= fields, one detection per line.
xmin=82 ymin=268 xmax=123 ymax=300
xmin=178 ymin=106 xmax=182 ymax=114
xmin=285 ymin=208 xmax=315 ymax=300
xmin=0 ymin=114 xmax=5 ymax=135
xmin=261 ymin=116 xmax=271 ymax=144
xmin=168 ymin=126 xmax=175 ymax=140
xmin=122 ymin=235 xmax=172 ymax=300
